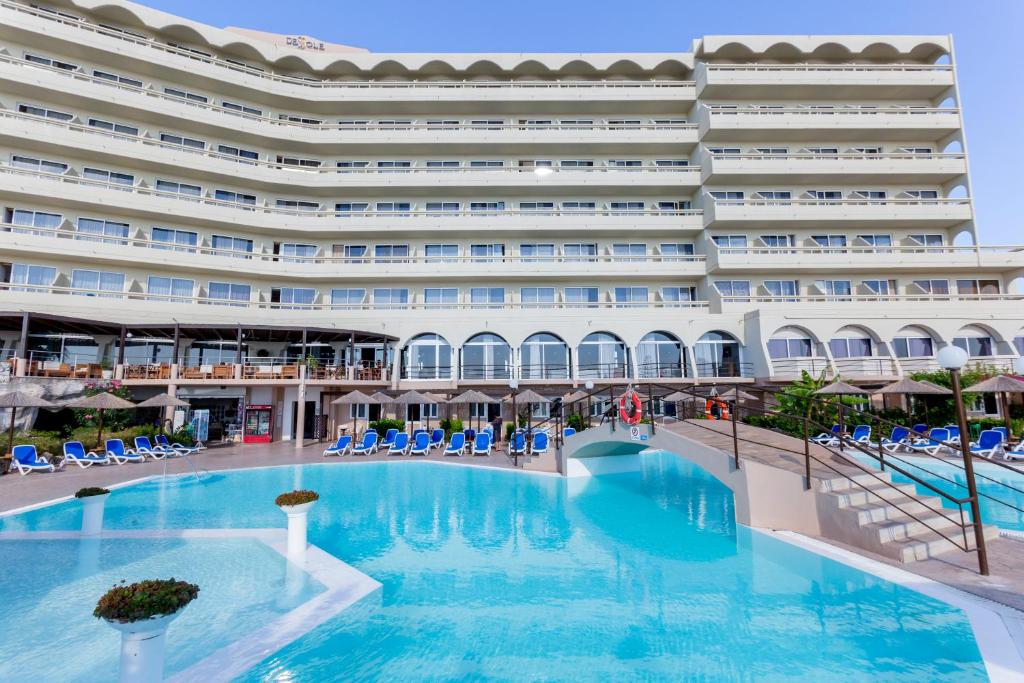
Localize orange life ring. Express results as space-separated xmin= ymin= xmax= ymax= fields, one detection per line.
xmin=705 ymin=399 xmax=730 ymax=421
xmin=618 ymin=390 xmax=643 ymax=425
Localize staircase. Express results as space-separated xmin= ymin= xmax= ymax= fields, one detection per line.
xmin=816 ymin=470 xmax=1001 ymax=563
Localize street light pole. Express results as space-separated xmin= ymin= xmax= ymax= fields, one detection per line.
xmin=938 ymin=345 xmax=989 ymax=576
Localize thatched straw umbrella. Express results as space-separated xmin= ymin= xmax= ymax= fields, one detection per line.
xmin=813 ymin=381 xmax=866 ymax=445
xmin=0 ymin=390 xmax=57 ymax=456
xmin=134 ymin=393 xmax=190 ymax=435
xmin=331 ymin=390 xmax=380 ymax=438
xmin=875 ymin=378 xmax=951 ymax=427
xmin=63 ymin=391 xmax=136 ymax=446
xmin=449 ymin=389 xmax=494 ymax=432
xmin=392 ymin=390 xmax=438 ymax=432
xmin=963 ymin=375 xmax=1024 ymax=438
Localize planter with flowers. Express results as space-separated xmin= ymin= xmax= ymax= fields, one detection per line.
xmin=275 ymin=490 xmax=319 ymax=557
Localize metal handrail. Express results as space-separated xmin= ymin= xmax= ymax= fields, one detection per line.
xmin=705 ymin=63 xmax=953 ymax=73
xmin=705 ymin=105 xmax=957 ymax=115
xmin=708 ymin=151 xmax=966 ymax=161
xmin=711 ymin=196 xmax=971 ymax=207
xmin=715 ymin=244 xmax=1023 ymax=255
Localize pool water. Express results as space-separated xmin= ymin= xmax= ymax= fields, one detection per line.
xmin=2 ymin=456 xmax=987 ymax=681
xmin=0 ymin=537 xmax=325 ymax=682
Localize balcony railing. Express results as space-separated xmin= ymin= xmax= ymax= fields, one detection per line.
xmin=720 ymin=293 xmax=1024 ymax=305
xmin=706 ymin=151 xmax=965 ymax=163
xmin=704 ymin=104 xmax=958 ymax=118
xmin=704 ymin=63 xmax=953 ymax=75
xmin=24 ymin=350 xmax=105 ymax=378
xmin=3 ymin=0 xmax=694 ymax=92
xmin=694 ymin=361 xmax=753 ymax=378
xmin=637 ymin=361 xmax=690 ymax=379
xmin=714 ymin=244 xmax=1022 ymax=258
xmin=709 ymin=196 xmax=970 ymax=209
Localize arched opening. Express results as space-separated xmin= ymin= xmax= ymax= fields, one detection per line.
xmin=520 ymin=333 xmax=569 ymax=380
xmin=830 ymin=325 xmax=888 ymax=377
xmin=767 ymin=326 xmax=823 ymax=378
xmin=1014 ymin=328 xmax=1024 ymax=356
xmin=461 ymin=333 xmax=512 ymax=380
xmin=637 ymin=331 xmax=686 ymax=379
xmin=953 ymin=324 xmax=995 ymax=359
xmin=402 ymin=333 xmax=452 ymax=379
xmin=577 ymin=332 xmax=628 ymax=379
xmin=892 ymin=325 xmax=937 ymax=372
xmin=695 ymin=331 xmax=744 ymax=378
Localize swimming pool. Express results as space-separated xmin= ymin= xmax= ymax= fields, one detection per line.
xmin=2 ymin=455 xmax=988 ymax=681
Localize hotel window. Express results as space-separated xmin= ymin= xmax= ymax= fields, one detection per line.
xmin=471 ymin=288 xmax=505 ymax=308
xmin=18 ymin=104 xmax=72 ymax=121
xmin=562 ymin=201 xmax=596 ymax=211
xmin=659 ymin=243 xmax=694 ymax=259
xmin=520 ymin=244 xmax=555 ymax=262
xmin=521 ymin=287 xmax=555 ymax=306
xmin=11 ymin=155 xmax=67 ymax=174
xmin=760 ymin=234 xmax=794 ymax=249
xmin=207 ymin=282 xmax=251 ymax=305
xmin=156 ymin=180 xmax=201 ymax=196
xmin=956 ymin=279 xmax=1000 ymax=295
xmin=71 ymin=269 xmax=124 ymax=298
xmin=713 ymin=280 xmax=751 ymax=298
xmin=753 ymin=191 xmax=791 ymax=203
xmin=753 ymin=147 xmax=787 ymax=158
xmin=850 ymin=146 xmax=882 ymax=156
xmin=215 ymin=190 xmax=256 ymax=206
xmin=712 ymin=235 xmax=747 ymax=249
xmin=276 ymin=155 xmax=321 ymax=168
xmin=807 ymin=190 xmax=842 ymax=203
xmin=424 ymin=288 xmax=458 ymax=308
xmin=709 ymin=191 xmax=743 ymax=200
xmin=768 ymin=337 xmax=813 ymax=360
xmin=375 ymin=245 xmax=409 ymax=263
xmin=469 ymin=160 xmax=504 ymax=168
xmin=147 ymin=276 xmax=193 ymax=300
xmin=9 ymin=264 xmax=56 ymax=291
xmin=560 ymin=160 xmax=595 ymax=168
xmin=425 ymin=202 xmax=460 ymax=215
xmin=654 ymin=159 xmax=689 ymax=168
xmin=903 ymin=190 xmax=939 ymax=202
xmin=1014 ymin=337 xmax=1024 ymax=355
xmin=221 ymin=100 xmax=262 ymax=116
xmin=8 ymin=209 xmax=61 ymax=233
xmin=425 ymin=244 xmax=458 ymax=263
xmin=373 ymin=288 xmax=408 ymax=308
xmin=954 ymin=333 xmax=994 ymax=358
xmin=336 ymin=202 xmax=369 ymax=215
xmin=858 ymin=234 xmax=892 ymax=251
xmin=377 ymin=161 xmax=411 ymax=172
xmin=159 ymin=133 xmax=205 ymax=150
xmin=425 ymin=160 xmax=460 ymax=170
xmin=210 ymin=235 xmax=253 ymax=257
xmin=87 ymin=118 xmax=137 ymax=135
xmin=829 ymin=337 xmax=873 ymax=359
xmin=614 ymin=287 xmax=648 ymax=306
xmin=471 ymin=244 xmax=504 ymax=262
xmin=276 ymin=199 xmax=319 ymax=212
xmin=913 ymin=279 xmax=949 ymax=295
xmin=76 ymin=217 xmax=128 ymax=244
xmin=377 ymin=120 xmax=412 ymax=129
xmin=471 ymin=119 xmax=504 ymax=129
xmin=707 ymin=148 xmax=741 ymax=158
xmin=559 ymin=119 xmax=594 ymax=128
xmin=612 ymin=243 xmax=646 ymax=261
xmin=899 ymin=147 xmax=933 ymax=155
xmin=520 ymin=202 xmax=555 ymax=213
xmin=279 ymin=114 xmax=322 ymax=125
xmin=812 ymin=235 xmax=848 ymax=252
xmin=608 ymin=159 xmax=642 ymax=169
xmin=338 ymin=161 xmax=371 ymax=171
xmin=803 ymin=147 xmax=838 ymax=157
xmin=652 ymin=118 xmax=686 ymax=128
xmin=519 ymin=119 xmax=553 ymax=128
xmin=518 ymin=160 xmax=553 ymax=169
xmin=376 ymin=202 xmax=411 ymax=214
xmin=25 ymin=53 xmax=78 ymax=71
xmin=166 ymin=42 xmax=213 ymax=58
xmin=83 ymin=167 xmax=134 ymax=187
xmin=152 ymin=227 xmax=197 ymax=252
xmin=816 ymin=279 xmax=852 ymax=300
xmin=657 ymin=200 xmax=691 ymax=212
xmin=862 ymin=279 xmax=894 ymax=296
xmin=609 ymin=201 xmax=644 ymax=214
xmin=337 ymin=119 xmax=370 ymax=129
xmin=271 ymin=287 xmax=316 ymax=307
xmin=218 ymin=145 xmax=259 ymax=162
xmin=333 ymin=244 xmax=367 ymax=260
xmin=164 ymin=87 xmax=208 ymax=103
xmin=851 ymin=190 xmax=886 ymax=201
xmin=608 ymin=119 xmax=642 ymax=128
xmin=279 ymin=243 xmax=317 ymax=259
xmin=563 ymin=243 xmax=597 ymax=261
xmin=93 ymin=69 xmax=143 ymax=87
xmin=909 ymin=234 xmax=944 ymax=251
xmin=470 ymin=201 xmax=505 ymax=213
xmin=425 ymin=119 xmax=459 ymax=129
xmin=764 ymin=280 xmax=799 ymax=300
xmin=662 ymin=287 xmax=696 ymax=305
xmin=331 ymin=289 xmax=365 ymax=307
xmin=565 ymin=287 xmax=599 ymax=306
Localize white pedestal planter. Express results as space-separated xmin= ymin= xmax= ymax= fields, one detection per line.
xmin=80 ymin=493 xmax=109 ymax=536
xmin=280 ymin=501 xmax=316 ymax=558
xmin=106 ymin=611 xmax=182 ymax=683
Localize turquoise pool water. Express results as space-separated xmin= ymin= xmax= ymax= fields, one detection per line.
xmin=0 ymin=537 xmax=325 ymax=682
xmin=2 ymin=456 xmax=987 ymax=681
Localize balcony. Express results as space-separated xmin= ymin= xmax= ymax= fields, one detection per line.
xmin=767 ymin=357 xmax=899 ymax=382
xmin=0 ymin=1 xmax=696 ymax=112
xmin=703 ymin=196 xmax=972 ymax=230
xmin=712 ymin=291 xmax=1024 ymax=314
xmin=696 ymin=62 xmax=955 ymax=99
xmin=698 ymin=105 xmax=961 ymax=142
xmin=700 ymin=151 xmax=967 ymax=185
xmin=708 ymin=244 xmax=1024 ymax=275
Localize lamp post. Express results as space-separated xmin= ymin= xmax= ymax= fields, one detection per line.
xmin=584 ymin=380 xmax=594 ymax=428
xmin=938 ymin=345 xmax=989 ymax=575
xmin=1013 ymin=356 xmax=1024 ymax=440
xmin=509 ymin=378 xmax=519 ymax=466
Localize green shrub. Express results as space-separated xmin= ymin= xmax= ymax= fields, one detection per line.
xmin=275 ymin=490 xmax=319 ymax=506
xmin=9 ymin=430 xmax=63 ymax=456
xmin=75 ymin=487 xmax=110 ymax=498
xmin=505 ymin=422 xmax=515 ymax=441
xmin=566 ymin=413 xmax=588 ymax=432
xmin=438 ymin=417 xmax=463 ymax=439
xmin=368 ymin=418 xmax=405 ymax=435
xmin=94 ymin=579 xmax=199 ymax=623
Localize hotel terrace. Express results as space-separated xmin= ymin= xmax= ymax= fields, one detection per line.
xmin=0 ymin=0 xmax=1022 ymax=444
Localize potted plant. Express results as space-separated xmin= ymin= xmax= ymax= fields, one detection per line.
xmin=76 ymin=487 xmax=110 ymax=536
xmin=94 ymin=578 xmax=199 ymax=683
xmin=275 ymin=490 xmax=319 ymax=557
xmin=100 ymin=358 xmax=113 ymax=380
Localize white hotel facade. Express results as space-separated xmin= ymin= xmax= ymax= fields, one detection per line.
xmin=0 ymin=0 xmax=1022 ymax=440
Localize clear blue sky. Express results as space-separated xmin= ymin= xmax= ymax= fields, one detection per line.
xmin=140 ymin=0 xmax=1023 ymax=245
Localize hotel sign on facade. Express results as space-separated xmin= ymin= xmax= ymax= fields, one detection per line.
xmin=286 ymin=35 xmax=325 ymax=51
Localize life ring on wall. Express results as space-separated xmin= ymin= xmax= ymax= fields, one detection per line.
xmin=705 ymin=399 xmax=730 ymax=421
xmin=618 ymin=390 xmax=643 ymax=425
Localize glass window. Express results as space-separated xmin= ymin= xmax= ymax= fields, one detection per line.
xmin=564 ymin=243 xmax=597 ymax=261
xmin=659 ymin=243 xmax=694 ymax=259
xmin=218 ymin=145 xmax=259 ymax=162
xmin=764 ymin=280 xmax=798 ymax=300
xmin=816 ymin=280 xmax=852 ymax=299
xmin=211 ymin=235 xmax=253 ymax=257
xmin=375 ymin=245 xmax=409 ymax=263
xmin=9 ymin=263 xmax=56 ymax=291
xmin=159 ymin=133 xmax=205 ymax=150
xmin=608 ymin=201 xmax=644 ymax=214
xmin=147 ymin=276 xmax=193 ymax=299
xmin=893 ymin=336 xmax=934 ymax=358
xmin=637 ymin=332 xmax=684 ymax=378
xmin=279 ymin=114 xmax=323 ymax=125
xmin=714 ymin=280 xmax=751 ymax=298
xmin=913 ymin=279 xmax=950 ymax=295
xmin=215 ymin=190 xmax=256 ymax=206
xmin=164 ymin=87 xmax=208 ymax=103
xmin=662 ymin=287 xmax=696 ymax=305
xmin=279 ymin=243 xmax=317 ymax=259
xmin=469 ymin=201 xmax=505 ymax=212
xmin=156 ymin=180 xmax=201 ymax=196
xmin=336 ymin=202 xmax=369 ymax=215
xmin=953 ymin=336 xmax=994 ymax=358
xmin=520 ymin=244 xmax=555 ymax=262
xmin=956 ymin=279 xmax=1000 ymax=295
xmin=565 ymin=287 xmax=600 ymax=307
xmin=709 ymin=191 xmax=743 ymax=200
xmin=521 ymin=333 xmax=569 ymax=380
xmin=578 ymin=332 xmax=628 ymax=379
xmin=338 ymin=160 xmax=371 ymax=171
xmin=276 ymin=199 xmax=319 ymax=212
xmin=520 ymin=202 xmax=555 ymax=212
xmin=695 ymin=331 xmax=743 ymax=378
xmin=425 ymin=160 xmax=460 ymax=170
xmin=71 ymin=269 xmax=124 ymax=297
xmin=207 ymin=282 xmax=251 ymax=305
xmin=713 ymin=235 xmax=747 ymax=249
xmin=76 ymin=217 xmax=128 ymax=244
xmin=375 ymin=202 xmax=411 ymax=214
xmin=562 ymin=201 xmax=596 ymax=211
xmin=9 ymin=209 xmax=61 ymax=234
xmin=470 ymin=287 xmax=504 ymax=308
xmin=654 ymin=159 xmax=689 ymax=167
xmin=377 ymin=161 xmax=412 ymax=172
xmin=862 ymin=280 xmax=893 ymax=296
xmin=521 ymin=287 xmax=555 ymax=306
xmin=25 ymin=53 xmax=79 ymax=71
xmin=463 ymin=333 xmax=512 ymax=380
xmin=424 ymin=288 xmax=458 ymax=308
xmin=612 ymin=243 xmax=646 ymax=261
xmin=335 ymin=245 xmax=367 ymax=260
xmin=812 ymin=235 xmax=848 ymax=251
xmin=152 ymin=227 xmax=198 ymax=252
xmin=86 ymin=117 xmax=137 ymax=135
xmin=471 ymin=244 xmax=505 ymax=261
xmin=767 ymin=338 xmax=812 ymax=359
xmin=425 ymin=244 xmax=458 ymax=263
xmin=276 ymin=155 xmax=322 ymax=168
xmin=373 ymin=288 xmax=408 ymax=308
xmin=829 ymin=338 xmax=873 ymax=358
xmin=403 ymin=334 xmax=452 ymax=379
xmin=656 ymin=201 xmax=692 ymax=212
xmin=425 ymin=202 xmax=460 ymax=215
xmin=19 ymin=103 xmax=72 ymax=121
xmin=221 ymin=101 xmax=262 ymax=116
xmin=11 ymin=155 xmax=67 ymax=174
xmin=83 ymin=167 xmax=134 ymax=186
xmin=1014 ymin=336 xmax=1024 ymax=356
xmin=272 ymin=287 xmax=316 ymax=307
xmin=331 ymin=289 xmax=365 ymax=308
xmin=614 ymin=287 xmax=648 ymax=305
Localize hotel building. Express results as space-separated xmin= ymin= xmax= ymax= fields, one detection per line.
xmin=0 ymin=0 xmax=1021 ymax=442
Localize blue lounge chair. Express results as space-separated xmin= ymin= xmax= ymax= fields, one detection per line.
xmin=389 ymin=432 xmax=410 ymax=456
xmin=155 ymin=434 xmax=200 ymax=455
xmin=473 ymin=432 xmax=491 ymax=456
xmin=563 ymin=427 xmax=576 ymax=439
xmin=351 ymin=431 xmax=378 ymax=456
xmin=845 ymin=425 xmax=871 ymax=445
xmin=105 ymin=439 xmax=144 ymax=464
xmin=323 ymin=435 xmax=352 ymax=457
xmin=971 ymin=430 xmax=1004 ymax=459
xmin=134 ymin=436 xmax=170 ymax=459
xmin=532 ymin=432 xmax=549 ymax=456
xmin=1005 ymin=441 xmax=1024 ymax=461
xmin=912 ymin=423 xmax=929 ymax=434
xmin=811 ymin=425 xmax=840 ymax=446
xmin=10 ymin=445 xmax=54 ymax=474
xmin=377 ymin=428 xmax=399 ymax=453
xmin=909 ymin=428 xmax=951 ymax=456
xmin=464 ymin=428 xmax=476 ymax=443
xmin=63 ymin=441 xmax=110 ymax=468
xmin=409 ymin=432 xmax=430 ymax=456
xmin=444 ymin=432 xmax=465 ymax=457
xmin=867 ymin=427 xmax=911 ymax=454
xmin=508 ymin=432 xmax=527 ymax=456
xmin=994 ymin=427 xmax=1010 ymax=443
xmin=945 ymin=426 xmax=961 ymax=440
xmin=429 ymin=428 xmax=445 ymax=450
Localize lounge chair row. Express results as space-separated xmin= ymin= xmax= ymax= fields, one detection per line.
xmin=9 ymin=435 xmax=204 ymax=475
xmin=323 ymin=428 xmax=553 ymax=458
xmin=810 ymin=424 xmax=1021 ymax=460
